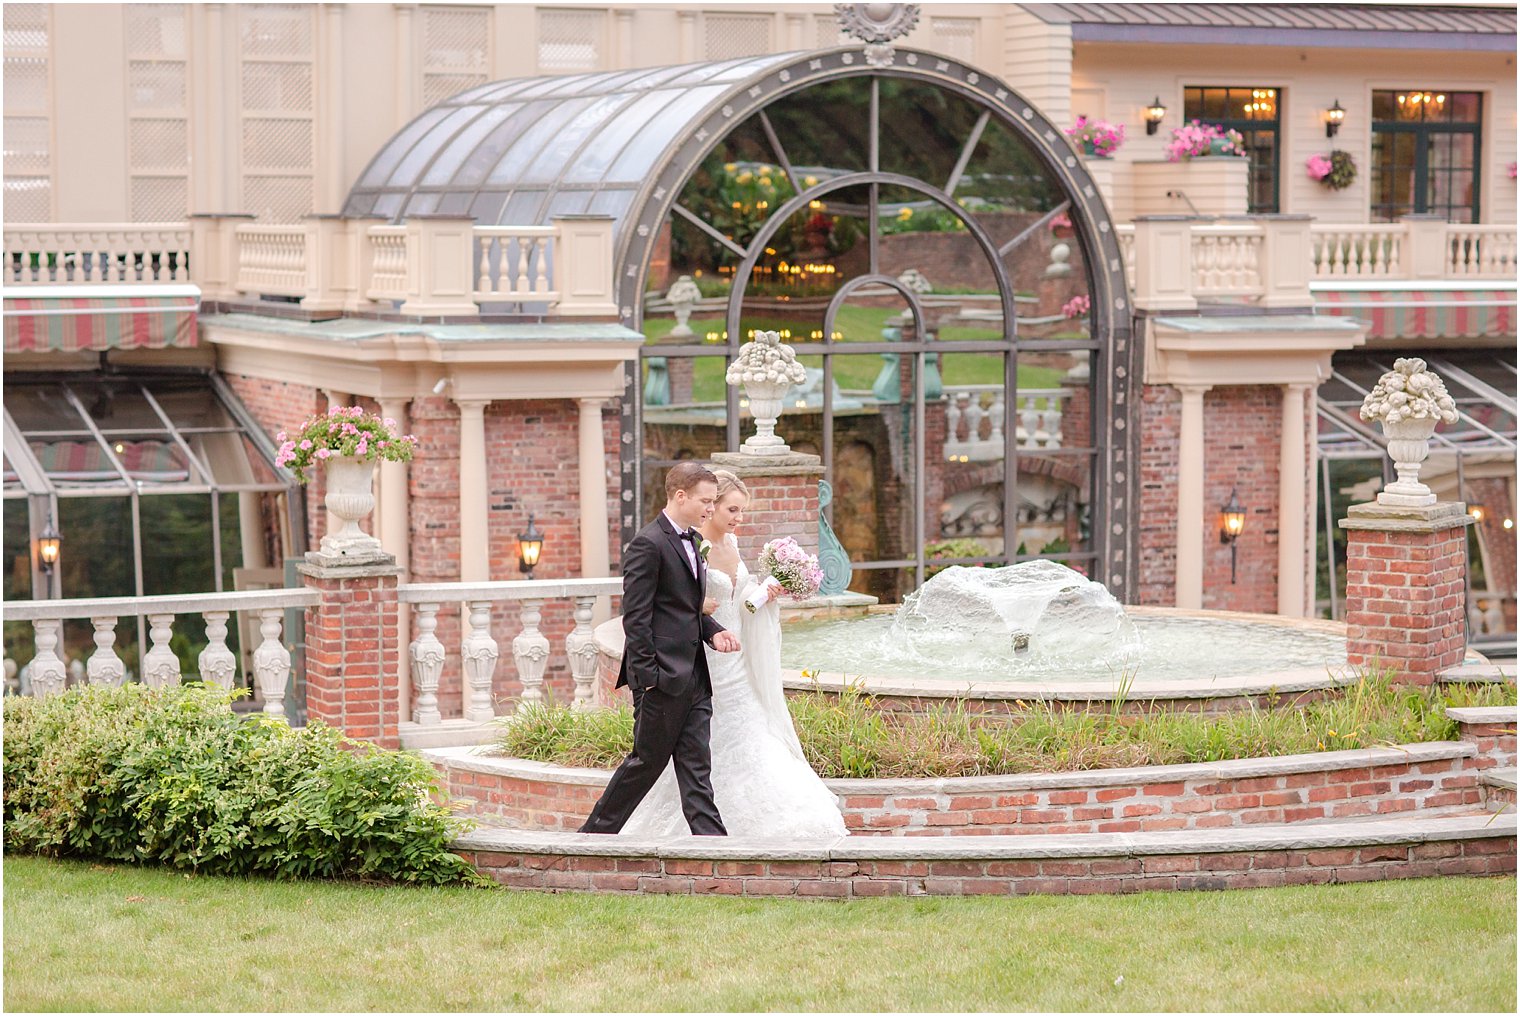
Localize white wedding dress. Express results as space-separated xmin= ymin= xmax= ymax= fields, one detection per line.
xmin=622 ymin=533 xmax=848 ymax=840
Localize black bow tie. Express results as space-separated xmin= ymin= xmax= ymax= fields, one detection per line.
xmin=680 ymin=530 xmax=700 ymax=544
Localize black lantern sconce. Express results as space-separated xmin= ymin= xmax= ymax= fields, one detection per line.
xmin=517 ymin=514 xmax=544 ymax=579
xmin=1144 ymin=96 xmax=1167 ymax=135
xmin=1218 ymin=488 xmax=1247 ymax=584
xmin=37 ymin=518 xmax=62 ymax=596
xmin=1323 ymin=99 xmax=1346 ymax=138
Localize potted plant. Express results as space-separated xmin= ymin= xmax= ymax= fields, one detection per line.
xmin=1065 ymin=116 xmax=1125 ymax=158
xmin=1306 ymin=151 xmax=1357 ymax=190
xmin=276 ymin=406 xmax=417 ymax=556
xmin=1164 ymin=121 xmax=1247 ymax=161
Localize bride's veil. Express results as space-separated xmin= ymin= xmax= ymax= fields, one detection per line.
xmin=737 ymin=578 xmax=807 ymax=763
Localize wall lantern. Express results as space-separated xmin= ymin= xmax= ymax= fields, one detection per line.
xmin=1468 ymin=505 xmax=1486 ymax=524
xmin=1323 ymin=99 xmax=1346 ymax=138
xmin=1218 ymin=488 xmax=1247 ymax=584
xmin=1144 ymin=96 xmax=1167 ymax=135
xmin=517 ymin=514 xmax=544 ymax=579
xmin=37 ymin=519 xmax=62 ymax=575
xmin=1503 ymin=517 xmax=1514 ymax=531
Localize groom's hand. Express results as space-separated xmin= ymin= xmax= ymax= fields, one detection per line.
xmin=711 ymin=631 xmax=741 ymax=653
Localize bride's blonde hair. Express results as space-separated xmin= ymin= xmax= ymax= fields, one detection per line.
xmin=713 ymin=469 xmax=749 ymax=503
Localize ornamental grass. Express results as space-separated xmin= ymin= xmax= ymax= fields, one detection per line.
xmin=498 ymin=672 xmax=1515 ymax=780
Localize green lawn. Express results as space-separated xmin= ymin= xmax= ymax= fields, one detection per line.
xmin=4 ymin=857 xmax=1514 ymax=1012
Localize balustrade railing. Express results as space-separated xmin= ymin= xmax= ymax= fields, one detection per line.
xmin=233 ymin=223 xmax=309 ymax=297
xmin=1190 ymin=224 xmax=1263 ymax=297
xmin=1445 ymin=226 xmax=1518 ymax=278
xmin=1310 ymin=224 xmax=1405 ymax=277
xmin=3 ymin=223 xmax=192 ymax=284
xmin=397 ymin=578 xmax=622 ymax=725
xmin=473 ymin=226 xmax=559 ymax=304
xmin=365 ymin=225 xmax=408 ymax=302
xmin=944 ymin=386 xmax=1069 ymax=460
xmin=3 ymin=589 xmax=320 ymax=715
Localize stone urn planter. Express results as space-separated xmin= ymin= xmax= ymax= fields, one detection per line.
xmin=739 ymin=379 xmax=793 ymax=454
xmin=1377 ymin=416 xmax=1440 ymax=506
xmin=725 ymin=329 xmax=808 ymax=455
xmin=321 ymin=454 xmax=383 ymax=555
xmin=1357 ymin=358 xmax=1460 ymax=508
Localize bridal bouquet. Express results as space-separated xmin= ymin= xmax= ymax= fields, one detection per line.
xmin=745 ymin=536 xmax=823 ymax=613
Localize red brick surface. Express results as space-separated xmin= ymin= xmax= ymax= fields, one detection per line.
xmin=1342 ymin=523 xmax=1468 ymax=684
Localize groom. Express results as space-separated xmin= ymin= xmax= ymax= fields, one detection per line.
xmin=579 ymin=461 xmax=741 ymax=836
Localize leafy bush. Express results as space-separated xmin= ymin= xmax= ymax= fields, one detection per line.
xmin=3 ymin=683 xmax=482 ymax=885
xmin=496 ymin=673 xmax=1515 ymax=780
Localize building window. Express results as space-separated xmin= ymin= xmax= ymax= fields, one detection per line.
xmin=703 ymin=13 xmax=771 ymax=60
xmin=1371 ymin=90 xmax=1482 ymax=223
xmin=239 ymin=4 xmax=315 ymax=223
xmin=125 ymin=4 xmax=190 ymax=222
xmin=537 ymin=8 xmax=601 ymax=73
xmin=423 ymin=5 xmax=490 ymax=107
xmin=1183 ymin=86 xmax=1281 ymax=213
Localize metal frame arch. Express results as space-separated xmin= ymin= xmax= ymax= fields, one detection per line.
xmin=618 ymin=46 xmax=1138 ymax=597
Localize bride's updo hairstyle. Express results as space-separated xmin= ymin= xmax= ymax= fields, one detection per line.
xmin=713 ymin=469 xmax=749 ymax=503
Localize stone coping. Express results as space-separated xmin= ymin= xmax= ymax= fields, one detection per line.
xmin=422 ymin=740 xmax=1475 ymax=794
xmin=3 ymin=588 xmax=320 ymax=621
xmin=1482 ymin=768 xmax=1517 ymax=792
xmin=455 ymin=812 xmax=1514 ymax=862
xmin=1440 ymin=662 xmax=1516 ymax=684
xmin=398 ymin=577 xmax=622 ymax=603
xmin=1444 ymin=706 xmax=1518 ymax=725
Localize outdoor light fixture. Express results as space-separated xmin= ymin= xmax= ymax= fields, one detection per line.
xmin=37 ymin=519 xmax=62 ymax=574
xmin=1324 ymin=99 xmax=1346 ymax=138
xmin=1469 ymin=505 xmax=1486 ymax=523
xmin=517 ymin=514 xmax=544 ymax=578
xmin=1218 ymin=488 xmax=1247 ymax=585
xmin=1504 ymin=517 xmax=1515 ymax=531
xmin=1144 ymin=96 xmax=1167 ymax=135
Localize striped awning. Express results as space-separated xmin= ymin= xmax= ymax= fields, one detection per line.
xmin=1314 ymin=284 xmax=1516 ymax=342
xmin=3 ymin=284 xmax=199 ymax=353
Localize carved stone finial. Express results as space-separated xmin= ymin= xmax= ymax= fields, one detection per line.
xmin=835 ymin=3 xmax=920 ymax=67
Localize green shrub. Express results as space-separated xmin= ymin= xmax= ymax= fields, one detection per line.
xmin=3 ymin=683 xmax=482 ymax=885
xmin=494 ymin=673 xmax=1515 ymax=780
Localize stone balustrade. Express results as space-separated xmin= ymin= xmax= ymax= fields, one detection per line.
xmin=396 ymin=578 xmax=623 ymax=733
xmin=3 ymin=216 xmax=617 ymax=320
xmin=944 ymin=386 xmax=1069 ymax=460
xmin=3 ymin=588 xmax=320 ymax=716
xmin=1118 ymin=215 xmax=1518 ymax=311
xmin=2 ymin=223 xmax=192 ymax=284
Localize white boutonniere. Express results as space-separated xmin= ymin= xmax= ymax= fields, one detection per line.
xmin=698 ymin=538 xmax=713 ymax=561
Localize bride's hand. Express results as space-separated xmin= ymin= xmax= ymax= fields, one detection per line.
xmin=711 ymin=630 xmax=741 ymax=653
xmin=702 ymin=597 xmax=718 ymax=616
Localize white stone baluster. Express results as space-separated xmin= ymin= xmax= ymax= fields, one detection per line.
xmin=29 ymin=619 xmax=67 ymax=697
xmin=945 ymin=391 xmax=964 ymax=443
xmin=1020 ymin=396 xmax=1040 ymax=447
xmin=476 ymin=235 xmax=492 ymax=294
xmin=87 ymin=617 xmax=126 ymax=687
xmin=198 ymin=611 xmax=237 ymax=691
xmin=409 ymin=602 xmax=444 ymax=725
xmin=512 ymin=597 xmax=550 ymax=710
xmin=965 ymin=398 xmax=987 ymax=447
xmin=1041 ymin=395 xmax=1064 ymax=448
xmin=987 ymin=392 xmax=1006 ymax=446
xmin=250 ymin=608 xmax=291 ymax=716
xmin=460 ymin=600 xmax=499 ymax=723
xmin=142 ymin=613 xmax=181 ymax=688
xmin=513 ymin=238 xmax=532 ymax=297
xmin=534 ymin=236 xmax=550 ymax=293
xmin=566 ymin=595 xmax=599 ymax=711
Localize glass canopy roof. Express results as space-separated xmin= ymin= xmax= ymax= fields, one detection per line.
xmin=342 ymin=53 xmax=799 ymax=230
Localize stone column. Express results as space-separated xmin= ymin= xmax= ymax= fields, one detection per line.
xmin=1175 ymin=384 xmax=1211 ymax=610
xmin=577 ymin=398 xmax=612 ymax=621
xmin=456 ymin=398 xmax=490 ymax=583
xmin=1277 ymin=383 xmax=1310 ymax=617
xmin=710 ymin=450 xmax=825 ymax=570
xmin=378 ymin=396 xmax=412 ymax=721
xmin=1339 ymin=502 xmax=1473 ymax=685
xmin=300 ymin=546 xmax=404 ymax=748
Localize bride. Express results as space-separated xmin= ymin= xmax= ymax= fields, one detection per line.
xmin=621 ymin=470 xmax=848 ymax=840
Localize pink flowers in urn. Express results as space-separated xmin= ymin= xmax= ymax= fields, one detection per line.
xmin=275 ymin=404 xmax=417 ymax=483
xmin=1165 ymin=120 xmax=1246 ymax=161
xmin=1065 ymin=116 xmax=1126 ymax=157
xmin=1062 ymin=294 xmax=1091 ymax=319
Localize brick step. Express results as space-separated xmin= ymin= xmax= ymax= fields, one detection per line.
xmin=1481 ymin=767 xmax=1516 ymax=812
xmin=454 ymin=811 xmax=1516 ymax=897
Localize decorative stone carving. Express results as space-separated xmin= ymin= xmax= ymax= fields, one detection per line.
xmin=87 ymin=617 xmax=126 ymax=687
xmin=409 ymin=602 xmax=445 ymax=725
xmin=896 ymin=267 xmax=933 ymax=293
xmin=197 ymin=611 xmax=237 ymax=690
xmin=566 ymin=595 xmax=600 ymax=711
xmin=141 ymin=613 xmax=181 ymax=689
xmin=512 ymin=598 xmax=551 ymax=711
xmin=1358 ymin=357 xmax=1460 ymax=507
xmin=817 ymin=480 xmax=853 ymax=596
xmin=725 ymin=330 xmax=808 ymax=455
xmin=460 ymin=600 xmax=500 ymax=723
xmin=29 ymin=619 xmax=67 ymax=697
xmin=251 ymin=608 xmax=291 ymax=716
xmin=319 ymin=455 xmax=385 ymax=557
xmin=665 ymin=275 xmax=702 ymax=339
xmin=835 ymin=3 xmax=921 ymax=67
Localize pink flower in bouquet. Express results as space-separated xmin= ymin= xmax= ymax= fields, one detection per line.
xmin=756 ymin=536 xmax=823 ymax=601
xmin=1305 ymin=154 xmax=1333 ymax=181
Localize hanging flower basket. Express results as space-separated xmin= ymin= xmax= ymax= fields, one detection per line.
xmin=1307 ymin=150 xmax=1357 ymax=191
xmin=1065 ymin=116 xmax=1125 ymax=159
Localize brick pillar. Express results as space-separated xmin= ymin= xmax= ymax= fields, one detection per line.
xmin=668 ymin=356 xmax=694 ymax=405
xmin=709 ymin=450 xmax=823 ymax=568
xmin=299 ymin=551 xmax=405 ymax=748
xmin=1339 ymin=501 xmax=1472 ymax=686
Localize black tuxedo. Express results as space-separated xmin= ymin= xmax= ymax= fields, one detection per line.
xmin=580 ymin=512 xmax=728 ymax=835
